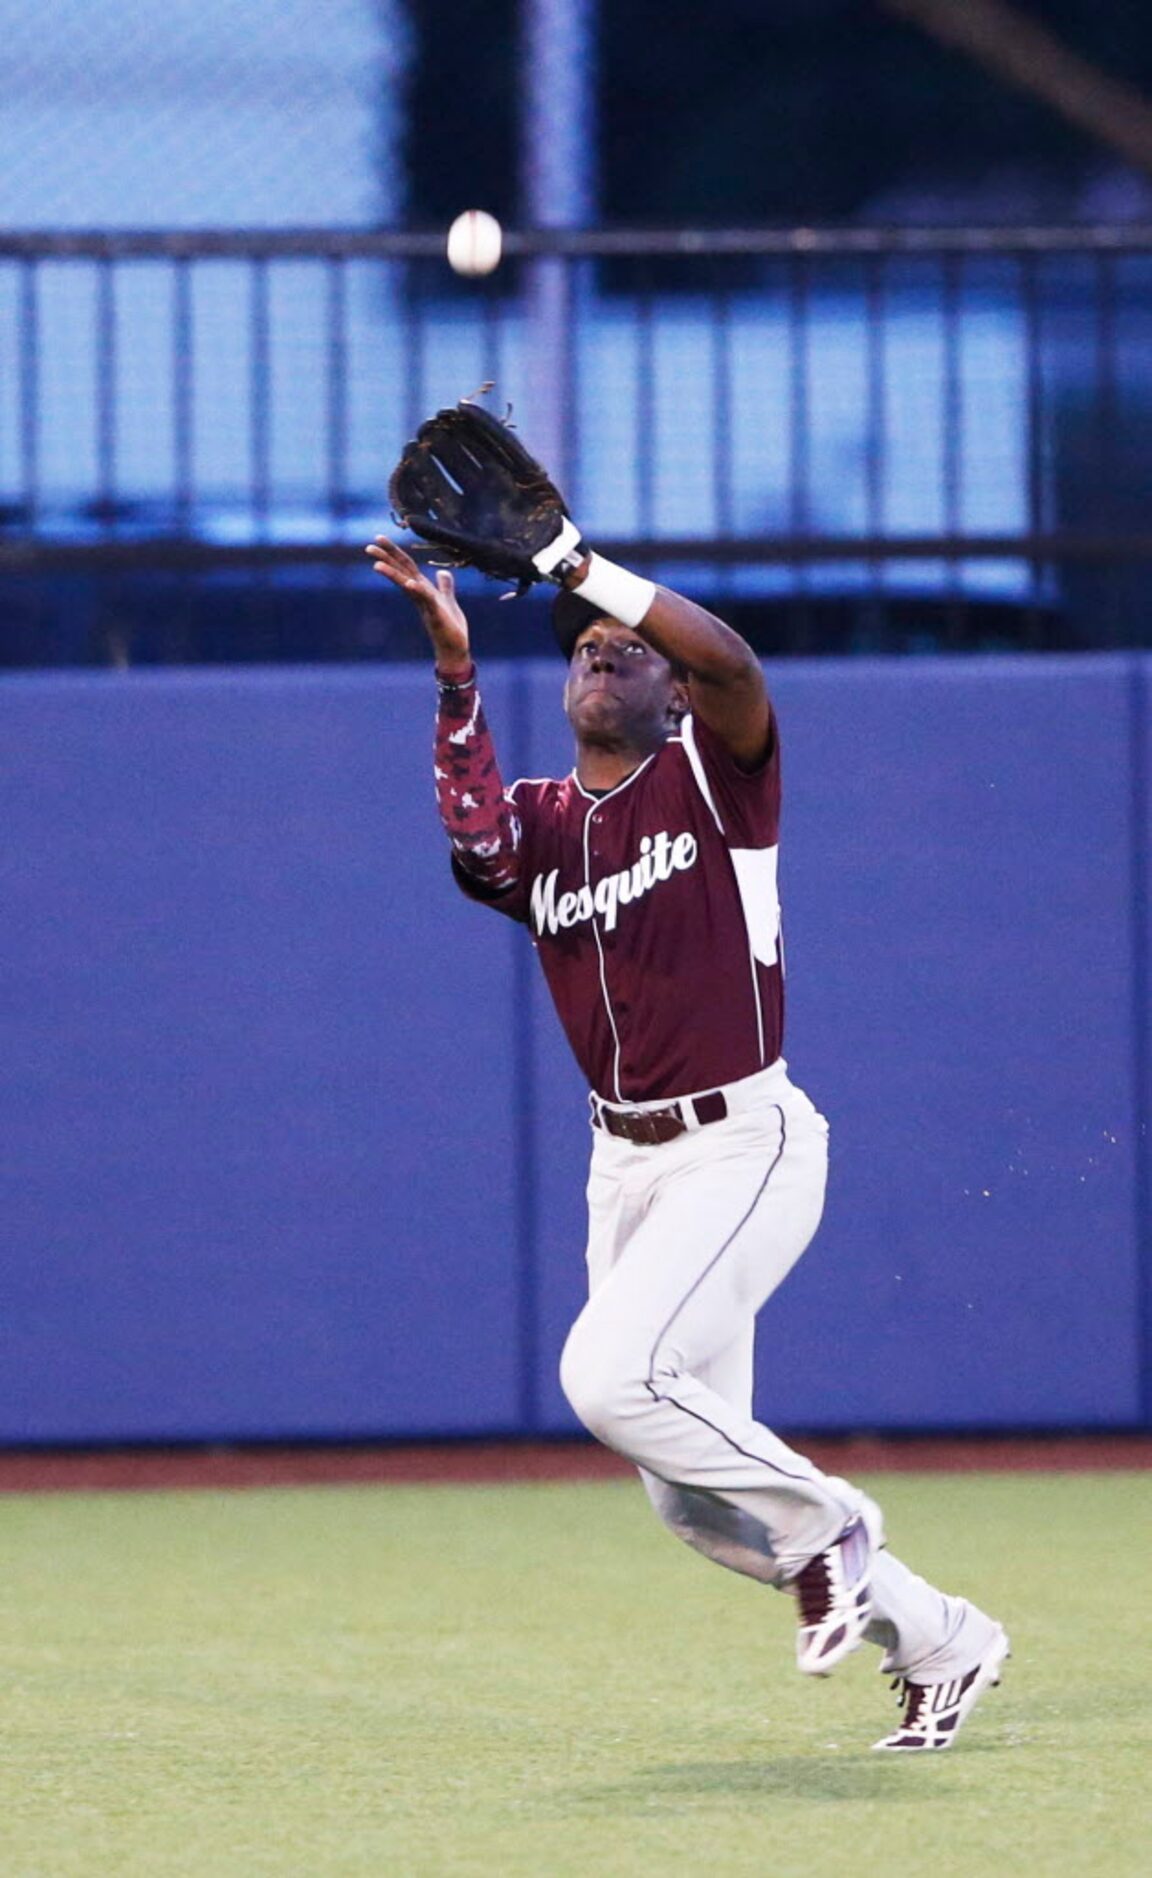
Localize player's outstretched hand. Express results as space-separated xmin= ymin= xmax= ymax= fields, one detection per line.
xmin=366 ymin=535 xmax=471 ymax=675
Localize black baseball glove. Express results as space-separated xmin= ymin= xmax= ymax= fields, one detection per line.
xmin=388 ymin=398 xmax=587 ymax=591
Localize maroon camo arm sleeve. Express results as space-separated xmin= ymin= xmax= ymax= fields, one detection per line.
xmin=434 ymin=664 xmax=522 ymax=895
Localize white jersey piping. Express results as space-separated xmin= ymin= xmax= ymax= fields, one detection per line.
xmin=680 ymin=714 xmax=768 ymax=1067
xmin=570 ymin=754 xmax=656 ymax=804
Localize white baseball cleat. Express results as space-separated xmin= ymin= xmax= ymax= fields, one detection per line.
xmin=790 ymin=1510 xmax=878 ymax=1676
xmin=871 ymin=1625 xmax=1011 ymax=1752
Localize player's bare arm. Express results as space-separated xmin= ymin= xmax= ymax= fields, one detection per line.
xmin=564 ymin=554 xmax=772 ymax=769
xmin=637 ymin=587 xmax=772 ymax=770
xmin=365 ymin=536 xmax=472 ymax=680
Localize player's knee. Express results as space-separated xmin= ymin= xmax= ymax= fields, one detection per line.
xmin=559 ymin=1321 xmax=643 ymax=1444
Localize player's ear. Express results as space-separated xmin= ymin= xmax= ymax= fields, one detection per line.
xmin=667 ymin=673 xmax=690 ymax=727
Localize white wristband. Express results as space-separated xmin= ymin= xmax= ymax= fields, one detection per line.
xmin=572 ymin=553 xmax=657 ymax=629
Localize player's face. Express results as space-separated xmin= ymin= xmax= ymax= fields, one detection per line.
xmin=564 ymin=621 xmax=680 ymax=747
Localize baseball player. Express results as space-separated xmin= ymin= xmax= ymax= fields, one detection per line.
xmin=367 ymin=497 xmax=1009 ymax=1752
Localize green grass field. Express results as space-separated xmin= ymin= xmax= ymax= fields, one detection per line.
xmin=1 ymin=1471 xmax=1148 ymax=1876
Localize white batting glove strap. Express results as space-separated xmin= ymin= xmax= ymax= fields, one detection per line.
xmin=531 ymin=514 xmax=587 ymax=581
xmin=572 ymin=553 xmax=658 ymax=629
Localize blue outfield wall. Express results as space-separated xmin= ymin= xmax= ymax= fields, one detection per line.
xmin=0 ymin=667 xmax=524 ymax=1442
xmin=0 ymin=654 xmax=1146 ymax=1443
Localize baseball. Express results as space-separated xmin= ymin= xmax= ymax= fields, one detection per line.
xmin=446 ymin=209 xmax=503 ymax=277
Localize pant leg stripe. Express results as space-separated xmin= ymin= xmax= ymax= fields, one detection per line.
xmin=641 ymin=1107 xmax=813 ymax=1486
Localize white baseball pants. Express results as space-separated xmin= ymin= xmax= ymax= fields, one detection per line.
xmin=559 ymin=1059 xmax=999 ymax=1684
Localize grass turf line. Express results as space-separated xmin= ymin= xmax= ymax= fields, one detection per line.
xmin=0 ymin=1472 xmax=1147 ymax=1876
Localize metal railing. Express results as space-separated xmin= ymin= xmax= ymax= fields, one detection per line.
xmin=3 ymin=225 xmax=1152 ymax=662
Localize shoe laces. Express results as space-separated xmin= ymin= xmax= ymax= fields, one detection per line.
xmin=889 ymin=1676 xmax=927 ymax=1725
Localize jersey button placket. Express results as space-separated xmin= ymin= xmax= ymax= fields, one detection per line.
xmin=585 ymin=799 xmax=624 ymax=1097
xmin=589 ymin=811 xmax=606 ymax=931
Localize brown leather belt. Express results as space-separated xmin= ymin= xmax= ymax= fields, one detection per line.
xmin=594 ymin=1088 xmax=729 ymax=1146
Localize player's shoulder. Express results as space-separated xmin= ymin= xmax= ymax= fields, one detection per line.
xmin=644 ymin=731 xmax=690 ymax=782
xmin=671 ymin=711 xmax=780 ymax=841
xmin=507 ymin=772 xmax=577 ymax=812
xmin=679 ymin=709 xmax=780 ymax=784
xmin=681 ymin=707 xmax=778 ymax=759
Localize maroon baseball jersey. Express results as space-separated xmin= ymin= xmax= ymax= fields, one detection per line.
xmin=457 ymin=709 xmax=783 ymax=1103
